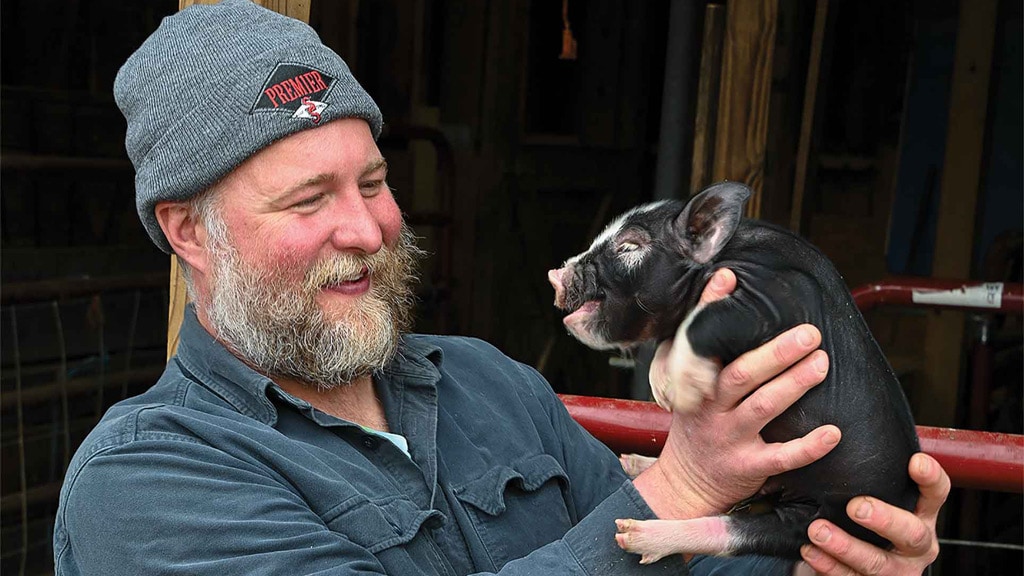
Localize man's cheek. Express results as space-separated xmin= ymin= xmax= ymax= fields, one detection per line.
xmin=371 ymin=195 xmax=404 ymax=247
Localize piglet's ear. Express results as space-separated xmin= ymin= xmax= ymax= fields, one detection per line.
xmin=673 ymin=181 xmax=751 ymax=263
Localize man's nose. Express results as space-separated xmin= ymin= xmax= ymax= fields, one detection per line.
xmin=329 ymin=192 xmax=384 ymax=254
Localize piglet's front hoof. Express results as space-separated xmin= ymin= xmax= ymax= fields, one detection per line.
xmin=615 ymin=518 xmax=671 ymax=565
xmin=619 ymin=454 xmax=658 ymax=478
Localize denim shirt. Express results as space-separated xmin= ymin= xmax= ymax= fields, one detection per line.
xmin=54 ymin=306 xmax=791 ymax=575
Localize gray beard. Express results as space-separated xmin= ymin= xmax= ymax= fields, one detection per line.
xmin=205 ymin=226 xmax=421 ymax=390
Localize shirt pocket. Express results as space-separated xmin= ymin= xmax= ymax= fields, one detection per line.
xmin=324 ymin=495 xmax=449 ymax=573
xmin=450 ymin=453 xmax=573 ymax=568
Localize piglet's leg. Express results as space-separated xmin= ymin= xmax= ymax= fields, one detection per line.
xmin=618 ymin=503 xmax=822 ymax=563
xmin=619 ymin=454 xmax=658 ymax=478
xmin=615 ymin=516 xmax=735 ymax=564
xmin=650 ymin=305 xmax=721 ymax=414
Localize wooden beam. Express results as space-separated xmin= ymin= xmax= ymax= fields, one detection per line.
xmin=167 ymin=254 xmax=188 ymax=359
xmin=788 ymin=0 xmax=829 ymax=233
xmin=920 ymin=0 xmax=998 ymax=427
xmin=179 ymin=0 xmax=309 ymax=21
xmin=711 ymin=0 xmax=778 ymax=218
xmin=168 ymin=0 xmax=311 ymax=359
xmin=689 ymin=3 xmax=725 ymax=194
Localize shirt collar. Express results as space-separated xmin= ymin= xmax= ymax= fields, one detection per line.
xmin=173 ymin=304 xmax=446 ymax=425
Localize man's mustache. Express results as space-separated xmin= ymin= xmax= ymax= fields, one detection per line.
xmin=302 ymin=250 xmax=389 ymax=292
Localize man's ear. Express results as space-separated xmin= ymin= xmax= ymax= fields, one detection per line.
xmin=672 ymin=181 xmax=751 ymax=264
xmin=154 ymin=201 xmax=211 ymax=273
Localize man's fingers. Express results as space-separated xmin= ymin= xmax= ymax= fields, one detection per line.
xmin=800 ymin=544 xmax=856 ymax=576
xmin=806 ymin=519 xmax=898 ymax=576
xmin=724 ymin=348 xmax=828 ymax=428
xmin=756 ymin=425 xmax=841 ymax=477
xmin=798 ymin=458 xmax=945 ymax=575
xmin=790 ymin=560 xmax=819 ymax=576
xmin=909 ymin=452 xmax=950 ymax=523
xmin=845 ymin=496 xmax=938 ymax=560
xmin=698 ymin=268 xmax=737 ymax=307
xmin=714 ymin=325 xmax=823 ymax=410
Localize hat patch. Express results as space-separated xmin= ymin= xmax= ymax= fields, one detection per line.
xmin=253 ymin=63 xmax=336 ymax=122
xmin=293 ymin=97 xmax=327 ymax=124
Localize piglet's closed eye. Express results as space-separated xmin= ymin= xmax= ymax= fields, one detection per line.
xmin=673 ymin=182 xmax=751 ymax=264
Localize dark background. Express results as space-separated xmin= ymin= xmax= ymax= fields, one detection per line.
xmin=1 ymin=0 xmax=1021 ymax=573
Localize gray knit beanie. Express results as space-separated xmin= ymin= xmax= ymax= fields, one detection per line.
xmin=115 ymin=0 xmax=383 ymax=254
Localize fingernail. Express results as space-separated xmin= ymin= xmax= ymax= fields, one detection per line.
xmin=813 ymin=524 xmax=831 ymax=543
xmin=712 ymin=271 xmax=727 ymax=288
xmin=813 ymin=353 xmax=828 ymax=373
xmin=822 ymin=429 xmax=840 ymax=446
xmin=802 ymin=545 xmax=821 ymax=560
xmin=918 ymin=456 xmax=931 ymax=475
xmin=855 ymin=499 xmax=872 ymax=520
xmin=796 ymin=326 xmax=814 ymax=347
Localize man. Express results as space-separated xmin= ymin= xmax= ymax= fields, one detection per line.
xmin=54 ymin=1 xmax=948 ymax=574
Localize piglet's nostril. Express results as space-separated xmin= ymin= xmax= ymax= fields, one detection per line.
xmin=548 ymin=269 xmax=568 ymax=308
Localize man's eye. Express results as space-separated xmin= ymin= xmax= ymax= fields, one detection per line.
xmin=360 ymin=180 xmax=386 ymax=196
xmin=293 ymin=193 xmax=324 ymax=208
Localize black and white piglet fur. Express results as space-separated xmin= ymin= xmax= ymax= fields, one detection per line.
xmin=547 ymin=182 xmax=919 ymax=562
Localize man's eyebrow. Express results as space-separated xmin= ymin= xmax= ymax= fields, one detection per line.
xmin=272 ymin=173 xmax=336 ymax=204
xmin=362 ymin=157 xmax=388 ymax=177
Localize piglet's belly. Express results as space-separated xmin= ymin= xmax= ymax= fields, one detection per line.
xmin=758 ymin=387 xmax=919 ymax=549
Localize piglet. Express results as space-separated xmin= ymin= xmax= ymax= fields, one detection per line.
xmin=548 ymin=181 xmax=919 ymax=562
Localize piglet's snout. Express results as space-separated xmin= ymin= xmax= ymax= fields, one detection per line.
xmin=548 ymin=268 xmax=569 ymax=309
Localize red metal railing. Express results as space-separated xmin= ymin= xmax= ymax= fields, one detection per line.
xmin=559 ymin=394 xmax=1024 ymax=493
xmin=851 ymin=277 xmax=1023 ymax=314
xmin=560 ymin=278 xmax=1024 ymax=494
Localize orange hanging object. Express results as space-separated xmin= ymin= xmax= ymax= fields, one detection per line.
xmin=559 ymin=0 xmax=578 ymax=60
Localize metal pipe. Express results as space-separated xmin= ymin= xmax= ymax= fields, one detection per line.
xmin=0 ymin=367 xmax=163 ymax=410
xmin=1 ymin=272 xmax=169 ymax=305
xmin=559 ymin=394 xmax=1024 ymax=493
xmin=653 ymin=0 xmax=702 ymax=201
xmin=851 ymin=278 xmax=1024 ymax=314
xmin=0 ymin=153 xmax=133 ymax=172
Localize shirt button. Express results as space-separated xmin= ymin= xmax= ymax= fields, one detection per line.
xmin=362 ymin=435 xmax=380 ymax=450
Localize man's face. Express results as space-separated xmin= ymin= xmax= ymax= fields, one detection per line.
xmin=196 ymin=118 xmax=419 ymax=388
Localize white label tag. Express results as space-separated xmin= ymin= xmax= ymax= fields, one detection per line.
xmin=911 ymin=282 xmax=1004 ymax=309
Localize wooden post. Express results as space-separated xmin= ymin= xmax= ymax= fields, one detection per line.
xmin=920 ymin=0 xmax=998 ymax=427
xmin=167 ymin=254 xmax=188 ymax=359
xmin=689 ymin=3 xmax=725 ymax=194
xmin=788 ymin=0 xmax=830 ymax=234
xmin=711 ymin=0 xmax=777 ymax=218
xmin=167 ymin=0 xmax=311 ymax=359
xmin=179 ymin=0 xmax=309 ymax=19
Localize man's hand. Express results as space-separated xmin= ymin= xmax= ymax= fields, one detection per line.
xmin=795 ymin=452 xmax=949 ymax=575
xmin=634 ymin=268 xmax=841 ymax=519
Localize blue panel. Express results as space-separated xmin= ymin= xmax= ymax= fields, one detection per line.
xmin=974 ymin=16 xmax=1023 ymax=274
xmin=886 ymin=17 xmax=957 ymax=275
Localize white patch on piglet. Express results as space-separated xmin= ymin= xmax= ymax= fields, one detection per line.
xmin=589 ymin=200 xmax=670 ymax=253
xmin=649 ymin=304 xmax=720 ymax=413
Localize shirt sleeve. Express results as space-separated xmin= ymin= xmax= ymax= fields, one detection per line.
xmin=56 ymin=435 xmax=390 ymax=576
xmin=57 ymin=433 xmax=683 ymax=576
xmin=688 ymin=553 xmax=796 ymax=575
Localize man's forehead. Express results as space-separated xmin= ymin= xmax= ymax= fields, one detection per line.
xmin=240 ymin=116 xmax=378 ymax=164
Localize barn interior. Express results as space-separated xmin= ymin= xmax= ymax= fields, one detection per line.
xmin=1 ymin=0 xmax=1021 ymax=573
